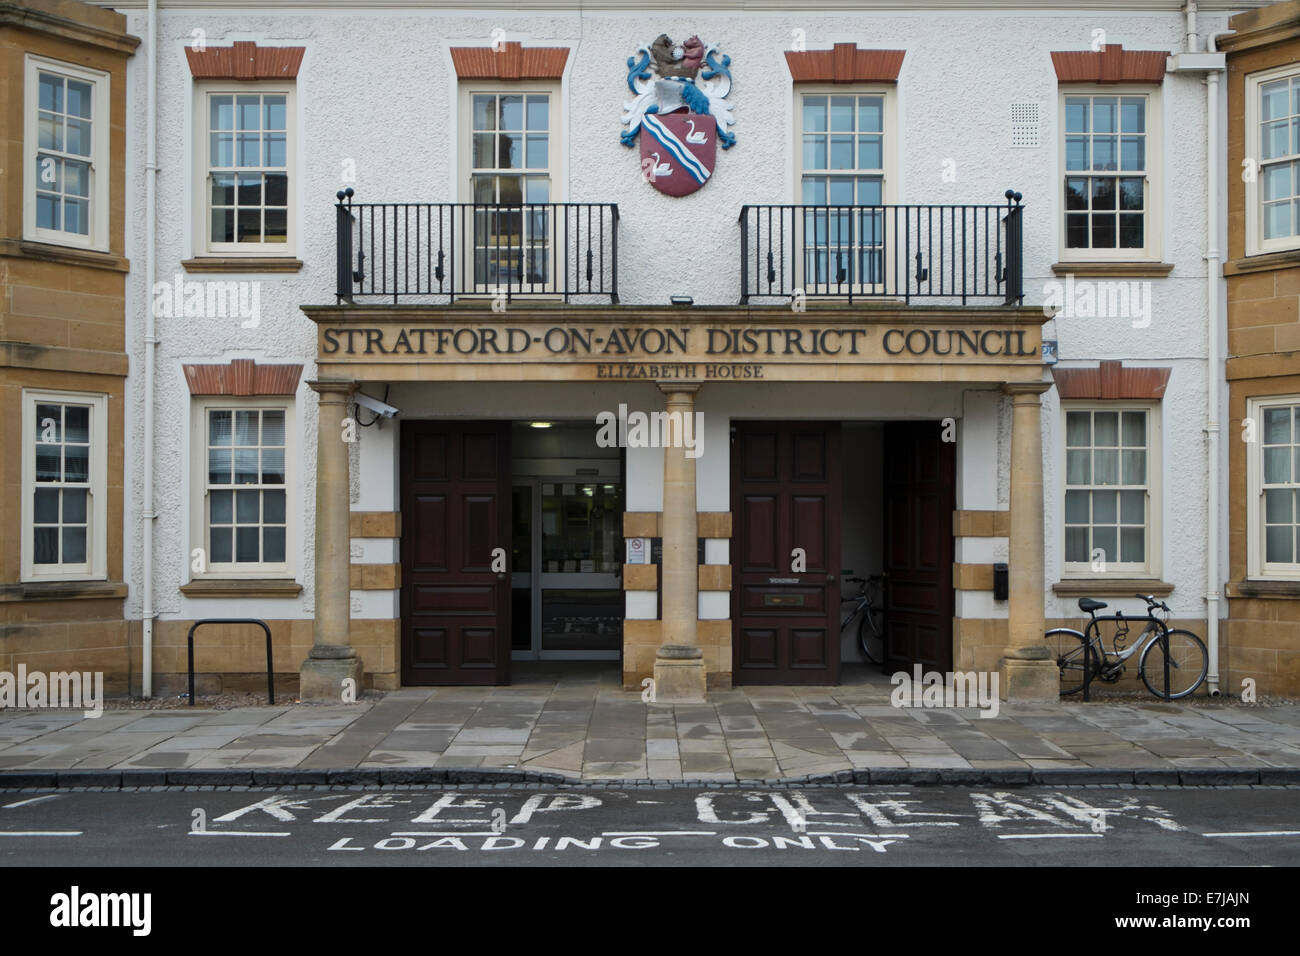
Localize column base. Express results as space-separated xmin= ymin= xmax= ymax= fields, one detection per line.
xmin=999 ymin=657 xmax=1060 ymax=702
xmin=299 ymin=655 xmax=364 ymax=702
xmin=653 ymin=655 xmax=707 ymax=702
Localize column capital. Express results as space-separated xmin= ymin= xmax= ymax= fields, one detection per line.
xmin=1002 ymin=381 xmax=1053 ymax=401
xmin=656 ymin=382 xmax=701 ymax=397
xmin=307 ymin=379 xmax=357 ymax=401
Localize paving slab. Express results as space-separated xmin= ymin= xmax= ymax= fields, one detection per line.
xmin=3 ymin=665 xmax=1299 ymax=783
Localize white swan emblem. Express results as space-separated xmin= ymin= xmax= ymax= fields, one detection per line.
xmin=685 ymin=119 xmax=708 ymax=144
xmin=649 ymin=152 xmax=673 ymax=178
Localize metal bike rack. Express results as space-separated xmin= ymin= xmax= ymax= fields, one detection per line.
xmin=1079 ymin=606 xmax=1174 ymax=703
xmin=1082 ymin=625 xmax=1093 ymax=702
xmin=186 ymin=619 xmax=274 ymax=706
xmin=1159 ymin=625 xmax=1171 ymax=700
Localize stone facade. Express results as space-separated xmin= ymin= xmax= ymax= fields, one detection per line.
xmin=1222 ymin=1 xmax=1300 ymax=695
xmin=0 ymin=0 xmax=136 ymax=692
xmin=0 ymin=1 xmax=1262 ymax=699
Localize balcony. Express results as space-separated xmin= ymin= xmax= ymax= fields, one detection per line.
xmin=334 ymin=190 xmax=619 ymax=303
xmin=739 ymin=191 xmax=1024 ymax=306
xmin=331 ymin=190 xmax=1023 ymax=308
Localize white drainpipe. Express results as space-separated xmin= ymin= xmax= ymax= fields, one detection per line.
xmin=142 ymin=0 xmax=158 ymax=696
xmin=1205 ymin=27 xmax=1235 ymax=697
xmin=1205 ymin=60 xmax=1222 ymax=697
xmin=1169 ymin=5 xmax=1229 ymax=697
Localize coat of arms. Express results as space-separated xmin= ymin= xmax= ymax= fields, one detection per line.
xmin=621 ymin=34 xmax=735 ymax=197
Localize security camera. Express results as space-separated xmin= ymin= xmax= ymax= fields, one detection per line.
xmin=354 ymin=392 xmax=399 ymax=419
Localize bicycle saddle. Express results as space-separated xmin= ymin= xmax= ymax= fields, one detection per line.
xmin=1077 ymin=597 xmax=1108 ymax=613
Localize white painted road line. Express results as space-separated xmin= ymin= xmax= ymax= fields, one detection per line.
xmin=3 ymin=794 xmax=61 ymax=809
xmin=1203 ymin=830 xmax=1300 ymax=838
xmin=997 ymin=832 xmax=1103 ymax=839
xmin=601 ymin=831 xmax=718 ymax=837
xmin=390 ymin=831 xmax=499 ymax=837
xmin=188 ymin=830 xmax=291 ymax=837
xmin=0 ymin=830 xmax=82 ymax=836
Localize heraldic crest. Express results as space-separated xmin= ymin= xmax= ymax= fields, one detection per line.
xmin=620 ymin=34 xmax=736 ymax=197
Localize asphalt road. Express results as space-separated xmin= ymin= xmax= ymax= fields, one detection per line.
xmin=0 ymin=784 xmax=1297 ymax=867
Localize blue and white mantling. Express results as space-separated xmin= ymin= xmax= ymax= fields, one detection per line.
xmin=621 ymin=42 xmax=736 ymax=150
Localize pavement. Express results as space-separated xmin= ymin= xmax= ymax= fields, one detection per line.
xmin=2 ymin=664 xmax=1300 ymax=786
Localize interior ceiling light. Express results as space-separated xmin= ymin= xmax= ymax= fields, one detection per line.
xmin=529 ymin=421 xmax=553 ymax=428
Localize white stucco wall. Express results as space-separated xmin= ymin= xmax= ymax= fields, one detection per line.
xmin=110 ymin=3 xmax=1233 ymax=632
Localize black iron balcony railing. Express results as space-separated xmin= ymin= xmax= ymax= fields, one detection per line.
xmin=335 ymin=189 xmax=619 ymax=303
xmin=739 ymin=191 xmax=1024 ymax=306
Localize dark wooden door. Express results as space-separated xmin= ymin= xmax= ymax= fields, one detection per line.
xmin=883 ymin=422 xmax=955 ymax=673
xmin=400 ymin=421 xmax=511 ymax=685
xmin=731 ymin=422 xmax=841 ymax=685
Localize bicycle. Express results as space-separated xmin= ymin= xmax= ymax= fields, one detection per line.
xmin=1045 ymin=594 xmax=1208 ymax=700
xmin=841 ymin=574 xmax=886 ymax=665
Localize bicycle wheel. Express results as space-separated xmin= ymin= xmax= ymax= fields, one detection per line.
xmin=858 ymin=605 xmax=884 ymax=664
xmin=1045 ymin=628 xmax=1101 ymax=695
xmin=1139 ymin=629 xmax=1208 ymax=700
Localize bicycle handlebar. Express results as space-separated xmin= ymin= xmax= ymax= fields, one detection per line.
xmin=1135 ymin=593 xmax=1171 ymax=613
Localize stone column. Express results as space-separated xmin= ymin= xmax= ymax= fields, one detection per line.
xmin=999 ymin=382 xmax=1057 ymax=700
xmin=654 ymin=383 xmax=706 ymax=701
xmin=300 ymin=380 xmax=364 ymax=701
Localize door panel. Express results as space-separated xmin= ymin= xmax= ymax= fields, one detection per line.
xmin=401 ymin=421 xmax=511 ymax=685
xmin=882 ymin=422 xmax=955 ymax=673
xmin=732 ymin=421 xmax=841 ymax=685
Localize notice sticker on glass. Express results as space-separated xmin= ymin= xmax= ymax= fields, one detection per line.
xmin=625 ymin=537 xmax=648 ymax=565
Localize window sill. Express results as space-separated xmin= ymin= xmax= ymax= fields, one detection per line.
xmin=1224 ymin=248 xmax=1300 ymax=276
xmin=182 ymin=257 xmax=303 ymax=273
xmin=1053 ymin=578 xmax=1174 ymax=597
xmin=180 ymin=579 xmax=302 ymax=598
xmin=0 ymin=580 xmax=126 ymax=603
xmin=1051 ymin=261 xmax=1174 ymax=277
xmin=0 ymin=239 xmax=128 ymax=273
xmin=1226 ymin=579 xmax=1300 ymax=599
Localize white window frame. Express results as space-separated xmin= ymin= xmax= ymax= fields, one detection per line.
xmin=1059 ymin=400 xmax=1162 ymax=579
xmin=1246 ymin=394 xmax=1300 ymax=580
xmin=23 ymin=55 xmax=111 ymax=252
xmin=457 ymin=81 xmax=564 ymax=295
xmin=189 ymin=396 xmax=297 ymax=580
xmin=192 ymin=79 xmax=296 ymax=257
xmin=1057 ymin=84 xmax=1163 ymax=263
xmin=1245 ymin=64 xmax=1300 ymax=258
xmin=793 ymin=85 xmax=898 ymax=295
xmin=20 ymin=389 xmax=109 ymax=583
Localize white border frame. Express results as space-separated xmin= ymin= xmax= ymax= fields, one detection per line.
xmin=455 ymin=79 xmax=566 ymax=295
xmin=192 ymin=79 xmax=297 ymax=257
xmin=792 ymin=85 xmax=898 ymax=295
xmin=1058 ymin=399 xmax=1163 ymax=579
xmin=1246 ymin=393 xmax=1300 ymax=580
xmin=20 ymin=389 xmax=109 ymax=583
xmin=188 ymin=395 xmax=298 ymax=580
xmin=1244 ymin=63 xmax=1300 ymax=258
xmin=793 ymin=85 xmax=897 ymax=205
xmin=22 ymin=54 xmax=111 ymax=252
xmin=1056 ymin=84 xmax=1163 ymax=264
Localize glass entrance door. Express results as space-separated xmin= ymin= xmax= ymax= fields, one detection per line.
xmin=512 ymin=477 xmax=623 ymax=660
